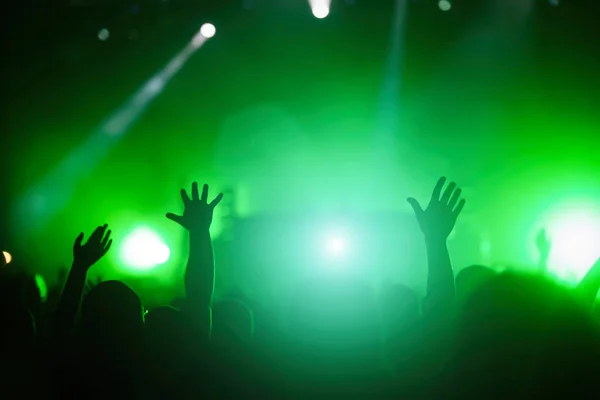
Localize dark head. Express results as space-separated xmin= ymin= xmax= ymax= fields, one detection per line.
xmin=0 ymin=269 xmax=41 ymax=321
xmin=145 ymin=306 xmax=188 ymax=351
xmin=451 ymin=272 xmax=600 ymax=397
xmin=80 ymin=280 xmax=144 ymax=353
xmin=0 ymin=303 xmax=36 ymax=359
xmin=455 ymin=265 xmax=496 ymax=303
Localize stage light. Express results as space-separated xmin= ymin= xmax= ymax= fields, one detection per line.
xmin=98 ymin=28 xmax=110 ymax=41
xmin=2 ymin=251 xmax=12 ymax=265
xmin=120 ymin=227 xmax=170 ymax=271
xmin=309 ymin=0 xmax=331 ymax=19
xmin=546 ymin=205 xmax=600 ymax=281
xmin=312 ymin=4 xmax=330 ymax=19
xmin=200 ymin=23 xmax=216 ymax=39
xmin=327 ymin=236 xmax=346 ymax=256
xmin=438 ymin=0 xmax=451 ymax=11
xmin=17 ymin=17 xmax=216 ymax=233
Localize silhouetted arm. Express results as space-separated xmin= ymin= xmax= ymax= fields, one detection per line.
xmin=423 ymin=237 xmax=455 ymax=313
xmin=408 ymin=177 xmax=466 ymax=316
xmin=167 ymin=182 xmax=223 ymax=335
xmin=53 ymin=225 xmax=112 ymax=342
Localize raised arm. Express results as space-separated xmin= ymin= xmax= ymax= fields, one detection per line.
xmin=53 ymin=225 xmax=112 ymax=342
xmin=167 ymin=182 xmax=223 ymax=334
xmin=407 ymin=177 xmax=466 ymax=316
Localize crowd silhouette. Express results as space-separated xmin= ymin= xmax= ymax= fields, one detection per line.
xmin=1 ymin=177 xmax=600 ymax=399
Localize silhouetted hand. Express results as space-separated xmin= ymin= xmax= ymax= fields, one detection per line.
xmin=407 ymin=177 xmax=466 ymax=240
xmin=166 ymin=183 xmax=223 ymax=232
xmin=73 ymin=224 xmax=112 ymax=270
xmin=535 ymin=229 xmax=551 ymax=261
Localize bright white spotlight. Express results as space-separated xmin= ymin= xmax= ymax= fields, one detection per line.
xmin=327 ymin=236 xmax=345 ymax=255
xmin=312 ymin=5 xmax=330 ymax=19
xmin=323 ymin=232 xmax=349 ymax=261
xmin=120 ymin=227 xmax=171 ymax=271
xmin=200 ymin=23 xmax=216 ymax=39
xmin=438 ymin=0 xmax=452 ymax=11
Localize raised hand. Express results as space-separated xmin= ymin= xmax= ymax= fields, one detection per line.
xmin=407 ymin=177 xmax=466 ymax=240
xmin=166 ymin=182 xmax=223 ymax=232
xmin=73 ymin=224 xmax=112 ymax=269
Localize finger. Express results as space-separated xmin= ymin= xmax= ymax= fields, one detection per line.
xmin=440 ymin=182 xmax=456 ymax=205
xmin=101 ymin=230 xmax=112 ymax=248
xmin=210 ymin=193 xmax=224 ymax=208
xmin=104 ymin=239 xmax=113 ymax=254
xmin=453 ymin=198 xmax=466 ymax=218
xmin=407 ymin=197 xmax=425 ymax=220
xmin=91 ymin=224 xmax=108 ymax=241
xmin=191 ymin=182 xmax=200 ymax=202
xmin=180 ymin=189 xmax=191 ymax=206
xmin=448 ymin=188 xmax=462 ymax=209
xmin=74 ymin=232 xmax=84 ymax=248
xmin=166 ymin=213 xmax=184 ymax=226
xmin=429 ymin=177 xmax=446 ymax=207
xmin=201 ymin=184 xmax=209 ymax=203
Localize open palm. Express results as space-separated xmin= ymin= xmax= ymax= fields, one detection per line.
xmin=73 ymin=224 xmax=113 ymax=269
xmin=407 ymin=177 xmax=466 ymax=240
xmin=166 ymin=182 xmax=223 ymax=232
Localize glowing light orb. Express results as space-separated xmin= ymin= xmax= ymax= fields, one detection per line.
xmin=546 ymin=206 xmax=600 ymax=280
xmin=438 ymin=0 xmax=452 ymax=11
xmin=200 ymin=23 xmax=216 ymax=39
xmin=98 ymin=28 xmax=110 ymax=41
xmin=312 ymin=5 xmax=330 ymax=19
xmin=327 ymin=236 xmax=346 ymax=255
xmin=120 ymin=227 xmax=170 ymax=271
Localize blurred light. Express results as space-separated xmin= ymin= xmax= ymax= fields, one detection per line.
xmin=146 ymin=77 xmax=164 ymax=94
xmin=549 ymin=0 xmax=560 ymax=6
xmin=327 ymin=236 xmax=346 ymax=256
xmin=547 ymin=206 xmax=600 ymax=280
xmin=97 ymin=28 xmax=110 ymax=41
xmin=35 ymin=274 xmax=48 ymax=302
xmin=120 ymin=227 xmax=170 ymax=271
xmin=312 ymin=4 xmax=330 ymax=19
xmin=2 ymin=251 xmax=12 ymax=265
xmin=200 ymin=23 xmax=216 ymax=39
xmin=438 ymin=0 xmax=452 ymax=11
